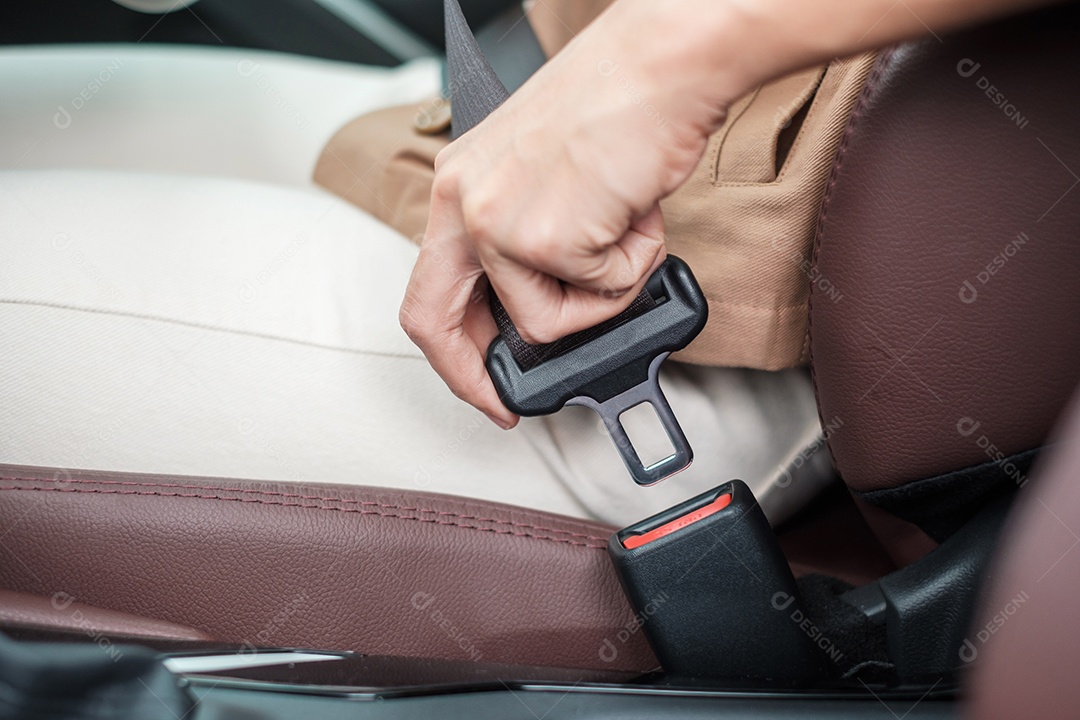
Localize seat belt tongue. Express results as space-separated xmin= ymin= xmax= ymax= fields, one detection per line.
xmin=485 ymin=256 xmax=708 ymax=486
xmin=568 ymin=352 xmax=689 ymax=487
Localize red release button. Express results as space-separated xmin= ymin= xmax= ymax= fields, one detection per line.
xmin=621 ymin=493 xmax=733 ymax=550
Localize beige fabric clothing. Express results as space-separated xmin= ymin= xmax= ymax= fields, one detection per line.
xmin=315 ymin=37 xmax=877 ymax=369
xmin=661 ymin=54 xmax=878 ymax=368
xmin=524 ymin=0 xmax=879 ymax=368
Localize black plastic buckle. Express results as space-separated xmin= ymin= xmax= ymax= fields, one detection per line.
xmin=608 ymin=480 xmax=829 ymax=680
xmin=485 ymin=256 xmax=708 ymax=486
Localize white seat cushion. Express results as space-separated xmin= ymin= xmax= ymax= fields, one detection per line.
xmin=0 ymin=44 xmax=439 ymax=185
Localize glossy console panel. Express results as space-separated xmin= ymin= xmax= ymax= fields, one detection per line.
xmin=6 ymin=627 xmax=958 ymax=718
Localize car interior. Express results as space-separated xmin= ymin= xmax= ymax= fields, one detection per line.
xmin=1 ymin=1 xmax=1079 ymax=718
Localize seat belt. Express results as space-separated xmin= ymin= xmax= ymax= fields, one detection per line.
xmin=443 ymin=0 xmax=707 ymax=486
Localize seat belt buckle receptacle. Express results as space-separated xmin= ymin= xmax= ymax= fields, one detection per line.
xmin=609 ymin=480 xmax=830 ymax=680
xmin=485 ymin=256 xmax=708 ymax=486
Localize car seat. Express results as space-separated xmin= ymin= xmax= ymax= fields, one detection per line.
xmin=0 ymin=0 xmax=1077 ymax=688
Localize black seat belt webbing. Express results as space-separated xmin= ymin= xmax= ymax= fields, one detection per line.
xmin=443 ymin=0 xmax=655 ymax=369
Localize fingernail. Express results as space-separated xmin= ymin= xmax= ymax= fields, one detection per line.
xmin=485 ymin=412 xmax=512 ymax=430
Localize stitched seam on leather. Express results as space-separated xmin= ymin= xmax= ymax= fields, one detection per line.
xmin=806 ymin=47 xmax=897 ymax=463
xmin=0 ymin=476 xmax=609 ymax=543
xmin=55 ymin=476 xmax=605 ymax=536
xmin=0 ymin=469 xmax=610 ymax=538
xmin=0 ymin=482 xmax=609 ymax=547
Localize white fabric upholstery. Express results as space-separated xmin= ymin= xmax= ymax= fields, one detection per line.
xmin=0 ymin=168 xmax=823 ymax=525
xmin=0 ymin=46 xmax=826 ymax=525
xmin=0 ymin=44 xmax=440 ymax=185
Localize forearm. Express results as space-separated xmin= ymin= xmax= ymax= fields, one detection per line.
xmin=588 ymin=0 xmax=1061 ymax=136
xmin=723 ymin=0 xmax=1055 ymax=82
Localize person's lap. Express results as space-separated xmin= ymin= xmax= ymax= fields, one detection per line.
xmin=0 ymin=168 xmax=823 ymax=527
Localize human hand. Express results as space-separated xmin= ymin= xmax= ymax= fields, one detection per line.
xmin=401 ymin=0 xmax=1054 ymax=429
xmin=400 ymin=0 xmax=733 ymax=429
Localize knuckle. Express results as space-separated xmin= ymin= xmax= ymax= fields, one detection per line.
xmin=516 ymin=318 xmax=560 ymax=345
xmin=398 ymin=298 xmax=429 ymax=343
xmin=603 ymin=271 xmax=637 ymax=295
xmin=517 ymin=227 xmax=561 ymax=268
xmin=433 ymin=144 xmax=456 ymax=173
xmin=461 ymin=193 xmax=501 ymax=247
xmin=579 ymin=258 xmax=619 ymax=289
xmin=430 ymin=175 xmax=458 ymax=207
xmin=430 ymin=163 xmax=462 ymax=206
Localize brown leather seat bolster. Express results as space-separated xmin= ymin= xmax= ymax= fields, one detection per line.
xmin=809 ymin=5 xmax=1080 ymax=563
xmin=0 ymin=588 xmax=214 ymax=642
xmin=0 ymin=464 xmax=656 ymax=672
xmin=968 ymin=388 xmax=1080 ymax=718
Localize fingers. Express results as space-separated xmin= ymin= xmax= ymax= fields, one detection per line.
xmin=554 ymin=202 xmax=667 ymax=297
xmin=400 ymin=219 xmax=520 ymax=429
xmin=483 ymin=204 xmax=667 ymax=344
xmin=466 ymin=189 xmax=667 ymax=298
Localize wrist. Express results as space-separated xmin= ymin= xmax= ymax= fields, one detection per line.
xmin=593 ymin=0 xmax=765 ymax=133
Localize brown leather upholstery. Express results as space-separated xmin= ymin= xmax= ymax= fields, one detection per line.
xmin=0 ymin=464 xmax=656 ymax=672
xmin=967 ymin=388 xmax=1080 ymax=719
xmin=0 ymin=588 xmax=213 ymax=641
xmin=808 ymin=5 xmax=1080 ymax=560
xmin=778 ymin=487 xmax=896 ymax=586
